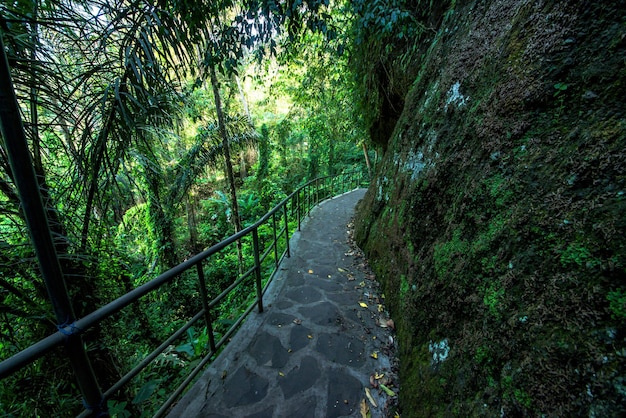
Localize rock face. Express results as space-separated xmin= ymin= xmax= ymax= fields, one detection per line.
xmin=354 ymin=0 xmax=626 ymax=416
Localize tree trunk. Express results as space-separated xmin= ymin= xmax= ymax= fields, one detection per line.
xmin=362 ymin=142 xmax=372 ymax=179
xmin=186 ymin=193 xmax=200 ymax=254
xmin=235 ymin=75 xmax=251 ymax=179
xmin=209 ymin=63 xmax=244 ymax=273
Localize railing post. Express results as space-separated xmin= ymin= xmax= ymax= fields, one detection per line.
xmin=328 ymin=176 xmax=331 ymax=198
xmin=305 ymin=184 xmax=310 ymax=216
xmin=0 ymin=35 xmax=106 ymax=415
xmin=315 ymin=178 xmax=319 ymax=204
xmin=196 ymin=263 xmax=216 ymax=352
xmin=283 ymin=203 xmax=291 ymax=258
xmin=252 ymin=229 xmax=264 ymax=313
xmin=297 ymin=190 xmax=302 ymax=232
xmin=272 ymin=212 xmax=279 ymax=269
xmin=329 ymin=176 xmax=332 ymax=198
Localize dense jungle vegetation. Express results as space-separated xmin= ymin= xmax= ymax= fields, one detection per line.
xmin=0 ymin=0 xmax=381 ymax=415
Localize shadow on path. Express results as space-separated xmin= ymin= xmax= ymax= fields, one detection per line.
xmin=168 ymin=189 xmax=398 ymax=418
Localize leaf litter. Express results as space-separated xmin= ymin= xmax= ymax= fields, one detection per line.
xmin=345 ymin=218 xmax=400 ymax=416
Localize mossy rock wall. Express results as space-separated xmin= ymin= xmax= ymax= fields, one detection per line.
xmin=354 ymin=0 xmax=626 ymax=416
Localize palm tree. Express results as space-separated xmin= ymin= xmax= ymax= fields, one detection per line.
xmin=1 ymin=0 xmax=331 ymax=412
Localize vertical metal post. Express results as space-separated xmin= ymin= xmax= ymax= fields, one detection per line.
xmin=296 ymin=190 xmax=301 ymax=232
xmin=305 ymin=184 xmax=309 ymax=216
xmin=271 ymin=212 xmax=279 ymax=269
xmin=196 ymin=263 xmax=216 ymax=352
xmin=252 ymin=229 xmax=264 ymax=313
xmin=328 ymin=177 xmax=335 ymax=197
xmin=0 ymin=34 xmax=106 ymax=415
xmin=283 ymin=204 xmax=290 ymax=258
xmin=315 ymin=178 xmax=319 ymax=205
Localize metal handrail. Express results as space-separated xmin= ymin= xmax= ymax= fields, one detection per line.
xmin=0 ymin=169 xmax=367 ymax=416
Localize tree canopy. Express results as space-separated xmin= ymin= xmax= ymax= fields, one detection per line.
xmin=0 ymin=0 xmax=374 ymax=414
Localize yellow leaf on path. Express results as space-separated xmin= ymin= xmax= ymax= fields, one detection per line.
xmin=359 ymin=302 xmax=368 ymax=308
xmin=365 ymin=387 xmax=378 ymax=408
xmin=359 ymin=399 xmax=370 ymax=418
xmin=279 ymin=371 xmax=285 ymax=377
xmin=370 ymin=351 xmax=378 ymax=359
xmin=338 ymin=267 xmax=348 ymax=273
xmin=307 ymin=334 xmax=313 ymax=339
xmin=377 ymin=304 xmax=384 ymax=312
xmin=359 ymin=281 xmax=366 ymax=287
xmin=394 ymin=413 xmax=401 ymax=418
xmin=308 ymin=269 xmax=313 ymax=274
xmin=375 ymin=372 xmax=385 ymax=380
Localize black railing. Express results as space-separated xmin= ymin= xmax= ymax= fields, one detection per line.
xmin=0 ymin=170 xmax=367 ymax=417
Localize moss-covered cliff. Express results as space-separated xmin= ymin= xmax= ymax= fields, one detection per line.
xmin=354 ymin=1 xmax=626 ymax=416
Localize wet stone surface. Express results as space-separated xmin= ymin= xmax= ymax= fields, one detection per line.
xmin=167 ymin=190 xmax=399 ymax=418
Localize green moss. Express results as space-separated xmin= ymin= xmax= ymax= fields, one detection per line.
xmin=560 ymin=241 xmax=601 ymax=268
xmin=514 ymin=388 xmax=533 ymax=409
xmin=482 ymin=280 xmax=505 ymax=319
xmin=400 ymin=274 xmax=409 ymax=298
xmin=433 ymin=229 xmax=469 ymax=280
xmin=484 ymin=174 xmax=514 ymax=208
xmin=475 ymin=213 xmax=509 ymax=253
xmin=474 ymin=345 xmax=490 ymax=363
xmin=607 ymin=288 xmax=626 ymax=319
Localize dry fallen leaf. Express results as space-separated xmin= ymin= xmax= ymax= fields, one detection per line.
xmin=386 ymin=319 xmax=395 ymax=329
xmin=369 ymin=374 xmax=378 ymax=388
xmin=359 ymin=302 xmax=368 ymax=308
xmin=293 ymin=318 xmax=302 ymax=325
xmin=338 ymin=267 xmax=348 ymax=273
xmin=365 ymin=387 xmax=378 ymax=408
xmin=377 ymin=304 xmax=384 ymax=313
xmin=308 ymin=269 xmax=313 ymax=274
xmin=360 ymin=399 xmax=370 ymax=418
xmin=370 ymin=351 xmax=378 ymax=359
xmin=375 ymin=372 xmax=385 ymax=380
xmin=307 ymin=334 xmax=313 ymax=339
xmin=278 ymin=371 xmax=285 ymax=377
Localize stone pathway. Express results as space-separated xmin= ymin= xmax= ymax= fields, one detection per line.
xmin=168 ymin=189 xmax=398 ymax=418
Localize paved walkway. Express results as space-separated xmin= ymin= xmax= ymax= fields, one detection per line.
xmin=168 ymin=189 xmax=398 ymax=418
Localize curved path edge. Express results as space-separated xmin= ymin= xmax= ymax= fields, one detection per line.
xmin=168 ymin=189 xmax=398 ymax=418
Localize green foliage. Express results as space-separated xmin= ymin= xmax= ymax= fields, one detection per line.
xmin=560 ymin=241 xmax=601 ymax=268
xmin=108 ymin=400 xmax=132 ymax=418
xmin=433 ymin=229 xmax=469 ymax=280
xmin=257 ymin=124 xmax=270 ymax=180
xmin=0 ymin=0 xmax=370 ymax=413
xmin=482 ymin=280 xmax=505 ymax=319
xmin=607 ymin=288 xmax=626 ymax=319
xmin=400 ymin=274 xmax=410 ymax=298
xmin=175 ymin=327 xmax=210 ymax=359
xmin=348 ymin=0 xmax=444 ymax=138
